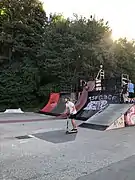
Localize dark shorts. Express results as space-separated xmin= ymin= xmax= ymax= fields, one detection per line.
xmin=69 ymin=114 xmax=76 ymax=119
xmin=129 ymin=92 xmax=134 ymax=98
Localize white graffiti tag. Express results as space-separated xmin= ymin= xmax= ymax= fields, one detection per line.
xmin=84 ymin=100 xmax=108 ymax=111
xmin=89 ymin=94 xmax=118 ymax=102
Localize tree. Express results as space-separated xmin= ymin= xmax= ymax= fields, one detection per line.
xmin=112 ymin=38 xmax=135 ymax=79
xmin=1 ymin=3 xmax=135 ymax=110
xmin=0 ymin=0 xmax=47 ymax=109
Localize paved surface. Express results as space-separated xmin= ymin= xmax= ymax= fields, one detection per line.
xmin=1 ymin=113 xmax=135 ymax=180
xmin=77 ymin=155 xmax=135 ymax=180
xmin=0 ymin=112 xmax=53 ymax=123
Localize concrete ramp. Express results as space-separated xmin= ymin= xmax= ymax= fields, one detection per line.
xmin=80 ymin=104 xmax=133 ymax=131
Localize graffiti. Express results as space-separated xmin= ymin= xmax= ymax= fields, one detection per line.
xmin=125 ymin=105 xmax=135 ymax=125
xmin=107 ymin=115 xmax=125 ymax=130
xmin=84 ymin=100 xmax=108 ymax=111
xmin=114 ymin=117 xmax=124 ymax=127
xmin=89 ymin=94 xmax=118 ymax=103
xmin=99 ymin=100 xmax=108 ymax=111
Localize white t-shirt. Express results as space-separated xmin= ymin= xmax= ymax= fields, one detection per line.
xmin=66 ymin=101 xmax=77 ymax=115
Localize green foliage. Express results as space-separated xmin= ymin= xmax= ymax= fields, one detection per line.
xmin=0 ymin=1 xmax=135 ymax=110
xmin=0 ymin=0 xmax=47 ymax=109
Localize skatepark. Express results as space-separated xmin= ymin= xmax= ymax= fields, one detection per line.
xmin=1 ymin=66 xmax=135 ymax=180
xmin=2 ymin=0 xmax=135 ymax=178
xmin=1 ymin=67 xmax=135 ymax=130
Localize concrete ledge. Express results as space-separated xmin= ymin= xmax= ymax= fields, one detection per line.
xmin=4 ymin=108 xmax=24 ymax=113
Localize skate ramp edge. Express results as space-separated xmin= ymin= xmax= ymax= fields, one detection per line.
xmin=79 ymin=104 xmax=134 ymax=131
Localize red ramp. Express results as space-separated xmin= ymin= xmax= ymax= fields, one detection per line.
xmin=40 ymin=93 xmax=60 ymax=113
xmin=76 ymin=81 xmax=95 ymax=111
xmin=39 ymin=92 xmax=70 ymax=116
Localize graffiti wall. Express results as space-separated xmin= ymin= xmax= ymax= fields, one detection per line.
xmin=83 ymin=100 xmax=108 ymax=111
xmin=124 ymin=105 xmax=135 ymax=126
xmin=76 ymin=90 xmax=120 ymax=121
xmin=75 ymin=100 xmax=107 ymax=121
xmin=88 ymin=90 xmax=121 ymax=104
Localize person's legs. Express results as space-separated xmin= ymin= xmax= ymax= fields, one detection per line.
xmin=71 ymin=119 xmax=77 ymax=129
xmin=128 ymin=92 xmax=134 ymax=103
xmin=131 ymin=93 xmax=134 ymax=103
xmin=128 ymin=92 xmax=131 ymax=103
xmin=123 ymin=93 xmax=128 ymax=103
xmin=123 ymin=94 xmax=126 ymax=103
xmin=70 ymin=114 xmax=77 ymax=130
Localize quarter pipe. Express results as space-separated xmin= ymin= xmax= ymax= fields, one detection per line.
xmin=39 ymin=92 xmax=70 ymax=116
xmin=39 ymin=81 xmax=95 ymax=117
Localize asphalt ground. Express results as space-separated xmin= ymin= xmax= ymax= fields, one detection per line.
xmin=1 ymin=113 xmax=135 ymax=180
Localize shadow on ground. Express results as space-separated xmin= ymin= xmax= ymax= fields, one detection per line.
xmin=33 ymin=130 xmax=77 ymax=144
